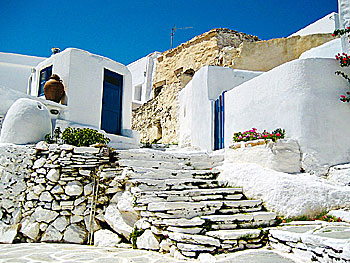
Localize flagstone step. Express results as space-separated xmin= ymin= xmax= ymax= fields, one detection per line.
xmin=115 ymin=149 xmax=224 ymax=164
xmin=129 ymin=167 xmax=219 ymax=180
xmin=118 ymin=159 xmax=214 ymax=170
xmin=130 ymin=178 xmax=220 ymax=191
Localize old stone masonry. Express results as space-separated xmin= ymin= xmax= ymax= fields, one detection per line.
xmin=0 ymin=143 xmax=349 ymax=262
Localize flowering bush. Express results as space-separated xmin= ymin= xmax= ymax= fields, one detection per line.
xmin=333 ymin=27 xmax=350 ymax=102
xmin=233 ymin=128 xmax=285 ymax=143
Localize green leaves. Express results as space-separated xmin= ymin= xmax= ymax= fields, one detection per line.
xmin=61 ymin=127 xmax=111 ymax=147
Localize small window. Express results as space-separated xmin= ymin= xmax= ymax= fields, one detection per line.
xmin=38 ymin=65 xmax=53 ymax=97
xmin=134 ymin=84 xmax=142 ymax=101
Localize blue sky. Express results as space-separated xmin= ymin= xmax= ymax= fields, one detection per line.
xmin=0 ymin=0 xmax=337 ymax=65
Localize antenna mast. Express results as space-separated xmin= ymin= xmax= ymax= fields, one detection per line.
xmin=171 ymin=25 xmax=193 ymax=49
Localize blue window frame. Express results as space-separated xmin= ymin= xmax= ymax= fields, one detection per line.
xmin=38 ymin=65 xmax=53 ymax=97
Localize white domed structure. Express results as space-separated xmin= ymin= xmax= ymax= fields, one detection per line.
xmin=0 ymin=98 xmax=52 ymax=144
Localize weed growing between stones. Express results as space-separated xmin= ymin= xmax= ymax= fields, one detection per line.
xmin=130 ymin=226 xmax=145 ymax=249
xmin=277 ymin=211 xmax=343 ymax=224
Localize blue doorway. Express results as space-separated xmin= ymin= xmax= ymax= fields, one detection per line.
xmin=214 ymin=92 xmax=225 ymax=150
xmin=38 ymin=65 xmax=53 ymax=97
xmin=101 ymin=69 xmax=123 ymax=135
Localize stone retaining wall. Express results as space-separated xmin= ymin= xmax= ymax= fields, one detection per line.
xmin=0 ymin=142 xmax=126 ymax=244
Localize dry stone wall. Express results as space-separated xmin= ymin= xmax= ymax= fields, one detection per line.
xmin=0 ymin=142 xmax=128 ymax=244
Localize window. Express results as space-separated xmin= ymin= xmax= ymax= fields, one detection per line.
xmin=38 ymin=65 xmax=53 ymax=97
xmin=134 ymin=84 xmax=142 ymax=101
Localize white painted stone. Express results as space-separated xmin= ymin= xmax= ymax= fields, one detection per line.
xmin=20 ymin=220 xmax=40 ymax=240
xmin=136 ymin=229 xmax=159 ymax=250
xmin=198 ymin=253 xmax=217 ymax=262
xmin=328 ymin=164 xmax=350 ymax=186
xmin=84 ymin=216 xmax=101 ymax=232
xmin=71 ymin=216 xmax=84 ymax=224
xmin=253 ymin=212 xmax=276 ymax=221
xmin=225 ymin=139 xmax=301 ymax=173
xmin=51 ymin=185 xmax=64 ymax=194
xmin=73 ymin=147 xmax=100 ymax=154
xmin=177 ymin=243 xmax=216 ymax=252
xmin=84 ymin=183 xmax=93 ymax=196
xmin=0 ymin=98 xmax=52 ymax=144
xmin=218 ymin=162 xmax=350 ymax=217
xmin=269 ymin=229 xmax=302 ymax=243
xmin=32 ymin=207 xmax=58 ymax=223
xmin=33 ymin=184 xmax=45 ymax=195
xmin=36 ymin=168 xmax=46 ymax=174
xmin=60 ymin=144 xmax=74 ymax=151
xmin=173 ymin=249 xmax=187 ymax=260
xmin=35 ymin=141 xmax=49 ymax=151
xmin=159 ymin=238 xmax=172 ymax=252
xmin=41 ymin=225 xmax=63 ymax=242
xmin=47 ymin=169 xmax=60 ymax=182
xmin=134 ymin=219 xmax=151 ymax=230
xmin=33 ymin=158 xmax=47 ymax=169
xmin=52 ymin=216 xmax=69 ymax=232
xmin=63 ymin=224 xmax=88 ymax=244
xmin=104 ymin=203 xmax=133 ymax=240
xmin=156 ymin=217 xmax=205 ymax=227
xmin=94 ymin=229 xmax=121 ymax=247
xmin=39 ymin=191 xmax=53 ymax=202
xmin=65 ymin=181 xmax=83 ymax=196
xmin=206 ymin=229 xmax=261 ymax=240
xmin=328 ymin=210 xmax=350 ymax=223
xmin=168 ymin=232 xmax=220 ymax=247
xmin=0 ymin=223 xmax=19 ymax=243
xmin=116 ymin=191 xmax=139 ymax=227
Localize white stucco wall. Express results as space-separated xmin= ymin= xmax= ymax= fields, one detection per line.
xmin=338 ymin=0 xmax=350 ymax=54
xmin=224 ymin=58 xmax=350 ymax=173
xmin=127 ymin=52 xmax=161 ymax=108
xmin=299 ymin=38 xmax=341 ymax=59
xmin=0 ymin=52 xmax=45 ymax=93
xmin=289 ymin=12 xmax=338 ymax=37
xmin=179 ymin=66 xmax=263 ymax=150
xmin=30 ymin=48 xmax=133 ymax=136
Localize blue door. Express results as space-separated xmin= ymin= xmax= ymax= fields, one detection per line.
xmin=101 ymin=69 xmax=123 ymax=135
xmin=214 ymin=92 xmax=225 ymax=150
xmin=38 ymin=65 xmax=53 ymax=96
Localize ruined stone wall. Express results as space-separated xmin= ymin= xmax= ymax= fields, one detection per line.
xmin=220 ymin=33 xmax=335 ymax=71
xmin=133 ymin=29 xmax=259 ymax=144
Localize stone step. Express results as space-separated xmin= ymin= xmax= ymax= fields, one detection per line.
xmin=118 ymin=159 xmax=213 ymax=170
xmin=206 ymin=229 xmax=262 ymax=241
xmin=135 ymin=187 xmax=243 ymax=197
xmin=201 ymin=212 xmax=276 ymax=225
xmin=128 ymin=168 xmax=219 ymax=180
xmin=130 ymin=178 xmax=220 ymax=191
xmin=129 ymin=167 xmax=219 ymax=180
xmin=115 ymin=149 xmax=223 ymax=165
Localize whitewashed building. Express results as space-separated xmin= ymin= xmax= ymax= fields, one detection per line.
xmin=0 ymin=52 xmax=45 ymax=93
xmin=179 ymin=8 xmax=350 ymax=173
xmin=26 ymin=48 xmax=139 ymax=148
xmin=127 ymin=52 xmax=161 ymax=109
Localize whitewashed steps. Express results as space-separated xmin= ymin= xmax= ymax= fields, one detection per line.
xmin=115 ymin=148 xmax=275 ymax=258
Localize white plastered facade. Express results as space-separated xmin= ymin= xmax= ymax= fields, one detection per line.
xmin=127 ymin=52 xmax=161 ymax=109
xmin=0 ymin=52 xmax=45 ymax=93
xmin=179 ymin=66 xmax=262 ymax=150
xmin=28 ymin=48 xmax=139 ymax=148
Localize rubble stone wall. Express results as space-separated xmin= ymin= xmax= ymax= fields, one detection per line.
xmin=223 ymin=33 xmax=335 ymax=71
xmin=0 ymin=115 xmax=4 ymax=133
xmin=0 ymin=143 xmax=126 ymax=244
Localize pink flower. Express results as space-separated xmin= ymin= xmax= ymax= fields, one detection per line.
xmin=341 ymin=95 xmax=346 ymax=98
xmin=276 ymin=133 xmax=281 ymax=136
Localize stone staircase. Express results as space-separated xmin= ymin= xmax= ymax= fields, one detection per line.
xmin=115 ymin=148 xmax=277 ymax=258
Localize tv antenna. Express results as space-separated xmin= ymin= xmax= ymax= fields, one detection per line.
xmin=171 ymin=25 xmax=193 ymax=49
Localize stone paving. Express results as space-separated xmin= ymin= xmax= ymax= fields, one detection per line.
xmin=0 ymin=243 xmax=305 ymax=263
